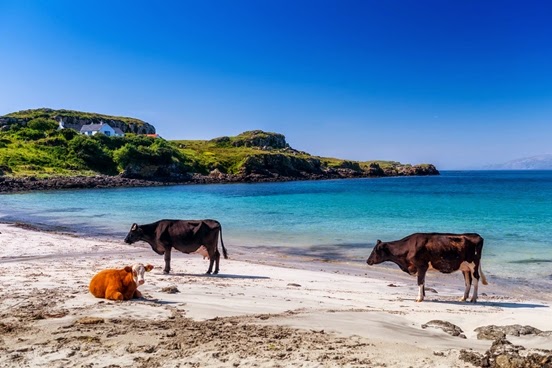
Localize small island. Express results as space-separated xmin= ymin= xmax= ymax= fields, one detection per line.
xmin=0 ymin=108 xmax=439 ymax=193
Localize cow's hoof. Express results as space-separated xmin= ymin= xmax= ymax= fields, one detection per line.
xmin=470 ymin=299 xmax=477 ymax=303
xmin=163 ymin=270 xmax=170 ymax=275
xmin=415 ymin=298 xmax=424 ymax=302
xmin=213 ymin=271 xmax=219 ymax=275
xmin=459 ymin=298 xmax=467 ymax=302
xmin=206 ymin=271 xmax=212 ymax=275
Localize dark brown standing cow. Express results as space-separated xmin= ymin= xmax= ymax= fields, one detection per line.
xmin=366 ymin=233 xmax=487 ymax=303
xmin=124 ymin=219 xmax=228 ymax=275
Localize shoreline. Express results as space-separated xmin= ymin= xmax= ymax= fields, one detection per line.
xmin=0 ymin=167 xmax=439 ymax=193
xmin=1 ymin=221 xmax=551 ymax=367
xmin=3 ymin=219 xmax=551 ymax=303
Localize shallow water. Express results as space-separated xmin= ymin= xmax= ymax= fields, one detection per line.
xmin=1 ymin=171 xmax=551 ymax=290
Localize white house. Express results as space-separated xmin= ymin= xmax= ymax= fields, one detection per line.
xmin=80 ymin=122 xmax=125 ymax=137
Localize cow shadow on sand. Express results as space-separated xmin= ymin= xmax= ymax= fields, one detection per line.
xmin=138 ymin=298 xmax=181 ymax=306
xmin=164 ymin=272 xmax=270 ymax=280
xmin=425 ymin=299 xmax=549 ymax=309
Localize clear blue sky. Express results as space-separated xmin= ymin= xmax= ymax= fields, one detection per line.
xmin=1 ymin=0 xmax=551 ymax=169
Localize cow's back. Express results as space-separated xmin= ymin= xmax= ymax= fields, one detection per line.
xmin=415 ymin=233 xmax=483 ymax=272
xmin=164 ymin=219 xmax=220 ymax=241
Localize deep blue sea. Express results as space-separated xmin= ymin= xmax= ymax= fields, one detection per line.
xmin=1 ymin=171 xmax=551 ymax=289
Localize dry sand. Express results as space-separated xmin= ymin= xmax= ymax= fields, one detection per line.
xmin=0 ymin=222 xmax=551 ymax=367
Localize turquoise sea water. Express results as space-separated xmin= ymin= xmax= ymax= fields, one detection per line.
xmin=1 ymin=171 xmax=551 ymax=289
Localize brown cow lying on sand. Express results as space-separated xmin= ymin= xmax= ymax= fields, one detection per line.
xmin=89 ymin=263 xmax=154 ymax=301
xmin=367 ymin=233 xmax=488 ymax=303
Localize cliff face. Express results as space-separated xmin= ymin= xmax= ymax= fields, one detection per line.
xmin=0 ymin=108 xmax=156 ymax=134
xmin=232 ymin=130 xmax=288 ymax=149
xmin=56 ymin=116 xmax=156 ymax=135
xmin=239 ymin=154 xmax=322 ymax=177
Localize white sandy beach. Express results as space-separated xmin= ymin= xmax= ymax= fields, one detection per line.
xmin=1 ymin=222 xmax=551 ymax=367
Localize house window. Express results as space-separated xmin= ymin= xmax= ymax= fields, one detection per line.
xmin=105 ymin=131 xmax=111 ymax=136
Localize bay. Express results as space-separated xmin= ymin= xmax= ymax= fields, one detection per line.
xmin=1 ymin=171 xmax=551 ymax=289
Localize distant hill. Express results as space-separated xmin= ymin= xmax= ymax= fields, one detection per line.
xmin=485 ymin=154 xmax=552 ymax=170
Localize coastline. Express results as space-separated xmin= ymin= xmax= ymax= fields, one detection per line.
xmin=1 ymin=222 xmax=551 ymax=367
xmin=0 ymin=165 xmax=439 ymax=193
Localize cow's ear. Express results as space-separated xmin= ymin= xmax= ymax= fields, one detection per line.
xmin=124 ymin=266 xmax=132 ymax=272
xmin=145 ymin=264 xmax=154 ymax=272
xmin=131 ymin=223 xmax=138 ymax=231
xmin=376 ymin=240 xmax=382 ymax=245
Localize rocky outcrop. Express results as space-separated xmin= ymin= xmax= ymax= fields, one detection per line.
xmin=239 ymin=154 xmax=323 ymax=178
xmin=232 ymin=130 xmax=288 ymax=149
xmin=0 ymin=117 xmax=19 ymax=132
xmin=56 ymin=116 xmax=155 ymax=135
xmin=421 ymin=320 xmax=466 ymax=338
xmin=0 ymin=175 xmax=172 ymax=192
xmin=458 ymin=324 xmax=552 ymax=367
xmin=383 ymin=164 xmax=439 ymax=176
xmin=0 ymin=108 xmax=156 ymax=135
xmin=475 ymin=325 xmax=552 ymax=340
xmin=460 ymin=337 xmax=552 ymax=368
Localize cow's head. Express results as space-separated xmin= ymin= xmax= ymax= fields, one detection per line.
xmin=124 ymin=223 xmax=143 ymax=244
xmin=366 ymin=240 xmax=389 ymax=265
xmin=127 ymin=263 xmax=154 ymax=286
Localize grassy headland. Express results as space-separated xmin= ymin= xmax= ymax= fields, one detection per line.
xmin=0 ymin=109 xmax=438 ymax=187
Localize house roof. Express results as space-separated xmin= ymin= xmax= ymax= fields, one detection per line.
xmin=79 ymin=122 xmax=124 ymax=134
xmin=80 ymin=124 xmax=104 ymax=133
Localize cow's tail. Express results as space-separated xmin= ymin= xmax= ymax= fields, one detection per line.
xmin=477 ymin=236 xmax=488 ymax=285
xmin=479 ymin=262 xmax=488 ymax=285
xmin=219 ymin=223 xmax=228 ymax=259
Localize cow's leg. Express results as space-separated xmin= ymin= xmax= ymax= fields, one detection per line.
xmin=206 ymin=248 xmax=215 ymax=274
xmin=213 ymin=249 xmax=221 ymax=274
xmin=416 ymin=268 xmax=427 ymax=302
xmin=470 ymin=277 xmax=479 ymax=303
xmin=163 ymin=247 xmax=172 ymax=274
xmin=460 ymin=270 xmax=472 ymax=302
xmin=206 ymin=258 xmax=214 ymax=274
xmin=105 ymin=287 xmax=124 ymax=301
xmin=470 ymin=262 xmax=480 ymax=303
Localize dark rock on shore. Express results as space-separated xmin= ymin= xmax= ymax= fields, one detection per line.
xmin=475 ymin=325 xmax=552 ymax=341
xmin=0 ymin=175 xmax=172 ymax=193
xmin=460 ymin=336 xmax=552 ymax=368
xmin=421 ymin=320 xmax=466 ymax=338
xmin=0 ymin=163 xmax=439 ymax=194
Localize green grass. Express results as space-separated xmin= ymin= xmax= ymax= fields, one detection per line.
xmin=173 ymin=139 xmax=268 ymax=174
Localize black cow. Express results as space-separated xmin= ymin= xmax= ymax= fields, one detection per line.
xmin=366 ymin=233 xmax=487 ymax=302
xmin=124 ymin=219 xmax=228 ymax=275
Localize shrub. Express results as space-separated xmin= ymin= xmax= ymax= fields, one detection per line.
xmin=36 ymin=136 xmax=67 ymax=147
xmin=59 ymin=128 xmax=79 ymax=140
xmin=14 ymin=128 xmax=45 ymax=141
xmin=68 ymin=135 xmax=117 ymax=174
xmin=27 ymin=118 xmax=59 ymax=132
